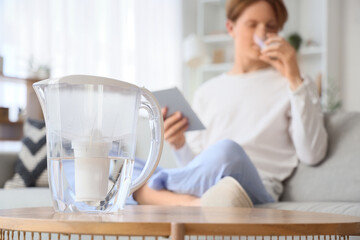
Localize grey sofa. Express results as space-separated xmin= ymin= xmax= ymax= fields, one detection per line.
xmin=0 ymin=112 xmax=359 ymax=217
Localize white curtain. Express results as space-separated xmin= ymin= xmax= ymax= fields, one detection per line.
xmin=0 ymin=0 xmax=182 ymax=91
xmin=134 ymin=0 xmax=182 ymax=90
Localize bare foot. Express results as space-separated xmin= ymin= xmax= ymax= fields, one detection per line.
xmin=134 ymin=184 xmax=201 ymax=206
xmin=177 ymin=194 xmax=201 ymax=206
xmin=185 ymin=197 xmax=201 ymax=207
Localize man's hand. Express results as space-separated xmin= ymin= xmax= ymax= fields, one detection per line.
xmin=259 ymin=33 xmax=303 ymax=91
xmin=162 ymin=107 xmax=188 ymax=150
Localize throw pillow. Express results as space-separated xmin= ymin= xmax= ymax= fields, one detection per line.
xmin=4 ymin=118 xmax=48 ymax=188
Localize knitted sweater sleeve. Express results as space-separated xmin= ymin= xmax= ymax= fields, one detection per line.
xmin=288 ymin=77 xmax=328 ymax=165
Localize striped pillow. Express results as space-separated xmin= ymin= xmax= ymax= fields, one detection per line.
xmin=4 ymin=119 xmax=48 ymax=188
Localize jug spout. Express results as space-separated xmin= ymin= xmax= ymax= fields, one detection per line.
xmin=33 ymin=79 xmax=52 ymax=118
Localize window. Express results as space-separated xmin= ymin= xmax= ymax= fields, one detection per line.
xmin=0 ymin=0 xmax=182 ymax=109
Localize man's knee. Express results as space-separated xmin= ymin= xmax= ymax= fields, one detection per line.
xmin=216 ymin=139 xmax=245 ymax=155
xmin=212 ymin=139 xmax=248 ymax=165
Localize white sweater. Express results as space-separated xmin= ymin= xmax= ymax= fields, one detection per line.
xmin=174 ymin=67 xmax=327 ymax=196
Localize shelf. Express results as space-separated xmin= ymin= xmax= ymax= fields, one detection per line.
xmin=0 ymin=73 xmax=44 ymax=82
xmin=200 ymin=0 xmax=222 ymax=4
xmin=299 ymin=46 xmax=323 ymax=56
xmin=201 ymin=62 xmax=232 ymax=72
xmin=0 ymin=140 xmax=22 ymax=152
xmin=203 ymin=34 xmax=232 ymax=43
xmin=0 ymin=122 xmax=23 ymax=141
xmin=0 ymin=74 xmax=44 ymax=120
xmin=0 ymin=119 xmax=23 ymax=125
xmin=200 ymin=46 xmax=323 ymax=73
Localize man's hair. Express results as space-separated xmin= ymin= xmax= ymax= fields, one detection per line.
xmin=226 ymin=0 xmax=288 ymax=30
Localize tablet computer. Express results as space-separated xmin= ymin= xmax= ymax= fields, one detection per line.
xmin=152 ymin=87 xmax=205 ymax=132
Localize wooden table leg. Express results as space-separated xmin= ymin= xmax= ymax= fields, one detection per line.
xmin=171 ymin=223 xmax=185 ymax=240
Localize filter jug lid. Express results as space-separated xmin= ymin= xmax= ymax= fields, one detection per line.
xmin=33 ymin=75 xmax=140 ymax=90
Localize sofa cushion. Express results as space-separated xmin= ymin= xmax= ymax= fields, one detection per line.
xmin=281 ymin=112 xmax=360 ymax=202
xmin=0 ymin=151 xmax=18 ymax=188
xmin=0 ymin=188 xmax=52 ymax=209
xmin=257 ymin=202 xmax=360 ymax=217
xmin=4 ymin=119 xmax=48 ymax=188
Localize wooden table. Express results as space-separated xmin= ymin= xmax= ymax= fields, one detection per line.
xmin=0 ymin=206 xmax=359 ymax=240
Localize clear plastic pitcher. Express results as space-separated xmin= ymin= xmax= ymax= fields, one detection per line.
xmin=33 ymin=75 xmax=164 ymax=213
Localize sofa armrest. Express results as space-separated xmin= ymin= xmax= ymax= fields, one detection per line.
xmin=0 ymin=152 xmax=18 ymax=188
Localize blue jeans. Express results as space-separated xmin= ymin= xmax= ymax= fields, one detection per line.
xmin=128 ymin=139 xmax=274 ymax=205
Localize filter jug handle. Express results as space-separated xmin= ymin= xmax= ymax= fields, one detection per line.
xmin=129 ymin=87 xmax=164 ymax=195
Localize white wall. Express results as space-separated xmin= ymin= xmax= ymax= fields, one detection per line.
xmin=342 ymin=0 xmax=360 ymax=112
xmin=181 ymin=0 xmax=198 ymax=100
